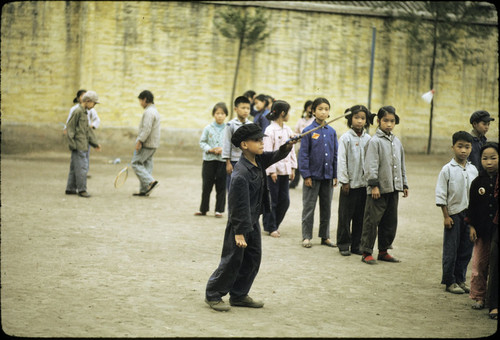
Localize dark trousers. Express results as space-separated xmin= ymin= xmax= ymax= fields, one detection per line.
xmin=441 ymin=211 xmax=474 ymax=285
xmin=66 ymin=150 xmax=88 ymax=192
xmin=487 ymin=227 xmax=498 ymax=310
xmin=360 ymin=192 xmax=399 ymax=254
xmin=199 ymin=160 xmax=226 ymax=213
xmin=302 ymin=179 xmax=333 ymax=240
xmin=206 ymin=222 xmax=262 ymax=301
xmin=226 ymin=161 xmax=237 ymax=192
xmin=263 ymin=175 xmax=290 ymax=233
xmin=289 ymin=167 xmax=300 ymax=188
xmin=336 ymin=187 xmax=366 ymax=252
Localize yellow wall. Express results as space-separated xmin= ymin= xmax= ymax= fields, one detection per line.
xmin=1 ymin=1 xmax=498 ymax=153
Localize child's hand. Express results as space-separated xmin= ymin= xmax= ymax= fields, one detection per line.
xmin=135 ymin=141 xmax=142 ymax=151
xmin=371 ymin=186 xmax=380 ymax=199
xmin=289 ymin=171 xmax=295 ymax=182
xmin=341 ymin=183 xmax=350 ymax=195
xmin=226 ymin=162 xmax=233 ymax=175
xmin=403 ymin=188 xmax=409 ymax=198
xmin=270 ymin=173 xmax=277 ymax=183
xmin=469 ymin=226 xmax=477 ymax=242
xmin=95 ymin=144 xmax=102 ymax=152
xmin=333 ymin=178 xmax=338 ymax=187
xmin=304 ymin=178 xmax=312 ymax=187
xmin=444 ymin=216 xmax=454 ymax=229
xmin=235 ymin=234 xmax=247 ymax=248
xmin=213 ymin=147 xmax=222 ymax=155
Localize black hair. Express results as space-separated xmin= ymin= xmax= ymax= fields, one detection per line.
xmin=377 ymin=105 xmax=400 ymax=124
xmin=73 ymin=89 xmax=87 ymax=104
xmin=234 ymin=95 xmax=250 ymax=107
xmin=303 ymin=100 xmax=313 ymax=118
xmin=212 ymin=102 xmax=228 ymax=116
xmin=138 ymin=90 xmax=154 ymax=104
xmin=311 ymin=97 xmax=330 ymax=113
xmin=243 ymin=90 xmax=256 ymax=99
xmin=480 ymin=141 xmax=499 ymax=157
xmin=254 ymin=94 xmax=269 ymax=107
xmin=345 ymin=105 xmax=373 ymax=127
xmin=267 ymin=100 xmax=291 ymax=121
xmin=452 ymin=131 xmax=473 ymax=145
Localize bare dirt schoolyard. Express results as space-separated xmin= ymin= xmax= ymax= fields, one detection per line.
xmin=1 ymin=151 xmax=498 ymax=338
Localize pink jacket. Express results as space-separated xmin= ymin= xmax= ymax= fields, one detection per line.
xmin=263 ymin=121 xmax=297 ymax=176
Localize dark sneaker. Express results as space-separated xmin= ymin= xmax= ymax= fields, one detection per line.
xmin=339 ymin=249 xmax=351 ymax=256
xmin=65 ymin=190 xmax=77 ymax=195
xmin=145 ymin=181 xmax=159 ymax=196
xmin=229 ymin=295 xmax=264 ymax=308
xmin=205 ymin=299 xmax=231 ymax=312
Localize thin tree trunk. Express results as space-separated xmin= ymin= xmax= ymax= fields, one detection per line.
xmin=229 ymin=35 xmax=244 ymax=119
xmin=426 ymin=18 xmax=438 ymax=155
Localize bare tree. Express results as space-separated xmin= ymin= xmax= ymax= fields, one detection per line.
xmin=213 ymin=6 xmax=271 ymax=118
xmin=386 ymin=1 xmax=496 ymax=154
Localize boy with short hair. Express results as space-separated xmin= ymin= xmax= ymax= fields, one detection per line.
xmin=222 ymin=96 xmax=253 ymax=191
xmin=65 ymin=91 xmax=101 ymax=198
xmin=469 ymin=110 xmax=495 ymax=171
xmin=205 ymin=124 xmax=296 ymax=312
xmin=436 ymin=131 xmax=479 ymax=294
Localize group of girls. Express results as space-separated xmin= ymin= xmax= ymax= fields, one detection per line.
xmin=195 ymin=95 xmax=409 ymax=265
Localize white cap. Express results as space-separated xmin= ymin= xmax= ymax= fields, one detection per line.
xmin=82 ymin=91 xmax=99 ymax=104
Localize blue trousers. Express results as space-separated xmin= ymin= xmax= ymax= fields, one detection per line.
xmin=206 ymin=222 xmax=262 ymax=301
xmin=441 ymin=211 xmax=474 ymax=285
xmin=263 ymin=175 xmax=290 ymax=233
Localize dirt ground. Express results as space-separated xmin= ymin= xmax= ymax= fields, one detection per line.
xmin=1 ymin=150 xmax=498 ymax=338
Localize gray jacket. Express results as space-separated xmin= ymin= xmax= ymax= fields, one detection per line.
xmin=363 ymin=127 xmax=408 ymax=194
xmin=137 ymin=104 xmax=161 ymax=148
xmin=337 ymin=129 xmax=371 ymax=188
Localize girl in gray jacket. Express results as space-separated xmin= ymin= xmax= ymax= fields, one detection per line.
xmin=360 ymin=106 xmax=409 ymax=264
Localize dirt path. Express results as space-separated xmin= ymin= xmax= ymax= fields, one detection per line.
xmin=1 ymin=152 xmax=497 ymax=338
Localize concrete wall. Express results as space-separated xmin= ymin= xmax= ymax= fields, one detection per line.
xmin=1 ymin=1 xmax=498 ymax=154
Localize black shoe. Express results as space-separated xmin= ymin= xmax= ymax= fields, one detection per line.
xmin=133 ymin=192 xmax=147 ymax=196
xmin=339 ymin=249 xmax=351 ymax=256
xmin=145 ymin=181 xmax=159 ymax=196
xmin=65 ymin=190 xmax=77 ymax=195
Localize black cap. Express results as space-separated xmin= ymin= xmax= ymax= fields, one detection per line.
xmin=470 ymin=110 xmax=495 ymax=124
xmin=231 ymin=123 xmax=266 ymax=147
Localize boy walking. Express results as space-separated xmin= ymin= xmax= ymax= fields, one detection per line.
xmin=436 ymin=131 xmax=478 ymax=294
xmin=132 ymin=90 xmax=160 ymax=196
xmin=222 ymin=96 xmax=253 ymax=191
xmin=65 ymin=91 xmax=101 ymax=198
xmin=205 ymin=124 xmax=295 ymax=312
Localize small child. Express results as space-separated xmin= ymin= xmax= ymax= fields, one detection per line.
xmin=469 ymin=110 xmax=495 ymax=172
xmin=253 ymin=94 xmax=271 ymax=133
xmin=360 ymin=106 xmax=409 ymax=264
xmin=290 ymin=100 xmax=313 ymax=189
xmin=262 ymin=100 xmax=297 ymax=237
xmin=298 ymin=97 xmax=338 ymax=248
xmin=65 ymin=91 xmax=101 ymax=198
xmin=436 ymin=131 xmax=478 ymax=293
xmin=195 ymin=102 xmax=228 ymax=218
xmin=336 ymin=105 xmax=374 ymax=256
xmin=465 ymin=142 xmax=498 ymax=309
xmin=205 ymin=124 xmax=296 ymax=312
xmin=222 ymin=96 xmax=253 ymax=191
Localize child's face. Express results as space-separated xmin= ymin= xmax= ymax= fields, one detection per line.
xmin=254 ymin=99 xmax=265 ymax=112
xmin=351 ymin=112 xmax=367 ymax=132
xmin=242 ymin=138 xmax=264 ymax=155
xmin=481 ymin=147 xmax=498 ymax=174
xmin=84 ymin=101 xmax=96 ymax=110
xmin=378 ymin=113 xmax=396 ymax=134
xmin=213 ymin=108 xmax=227 ymax=125
xmin=452 ymin=140 xmax=472 ymax=163
xmin=234 ymin=103 xmax=250 ymax=120
xmin=473 ymin=121 xmax=490 ymax=136
xmin=139 ymin=98 xmax=148 ymax=108
xmin=313 ymin=103 xmax=330 ymax=122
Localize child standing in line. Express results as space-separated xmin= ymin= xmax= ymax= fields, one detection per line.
xmin=65 ymin=91 xmax=102 ymax=198
xmin=360 ymin=106 xmax=409 ymax=264
xmin=435 ymin=131 xmax=478 ymax=293
xmin=262 ymin=100 xmax=297 ymax=238
xmin=290 ymin=100 xmax=313 ymax=189
xmin=205 ymin=124 xmax=296 ymax=312
xmin=298 ymin=97 xmax=338 ymax=248
xmin=195 ymin=102 xmax=228 ymax=218
xmin=253 ymin=94 xmax=271 ymax=133
xmin=336 ymin=105 xmax=374 ymax=256
xmin=222 ymin=96 xmax=253 ymax=191
xmin=466 ymin=142 xmax=498 ymax=309
xmin=468 ymin=110 xmax=495 ymax=172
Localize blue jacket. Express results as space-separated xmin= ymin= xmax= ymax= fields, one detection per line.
xmin=254 ymin=109 xmax=270 ymax=133
xmin=298 ymin=120 xmax=338 ymax=180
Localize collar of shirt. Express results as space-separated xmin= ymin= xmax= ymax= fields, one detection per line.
xmin=376 ymin=127 xmax=393 ymax=141
xmin=348 ymin=128 xmax=366 ymax=138
xmin=450 ymin=158 xmax=472 ymax=168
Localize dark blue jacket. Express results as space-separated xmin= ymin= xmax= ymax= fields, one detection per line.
xmin=468 ymin=134 xmax=487 ymax=172
xmin=298 ymin=120 xmax=338 ymax=180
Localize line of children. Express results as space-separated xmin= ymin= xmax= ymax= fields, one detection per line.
xmin=205 ymin=123 xmax=296 ymax=312
xmin=298 ymin=97 xmax=338 ymax=248
xmin=436 ymin=131 xmax=478 ymax=293
xmin=290 ymin=100 xmax=313 ymax=189
xmin=465 ymin=142 xmax=498 ymax=312
xmin=336 ymin=105 xmax=374 ymax=256
xmin=222 ymin=96 xmax=253 ymax=191
xmin=359 ymin=106 xmax=409 ymax=264
xmin=262 ymin=100 xmax=297 ymax=238
xmin=195 ymin=102 xmax=229 ymax=218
